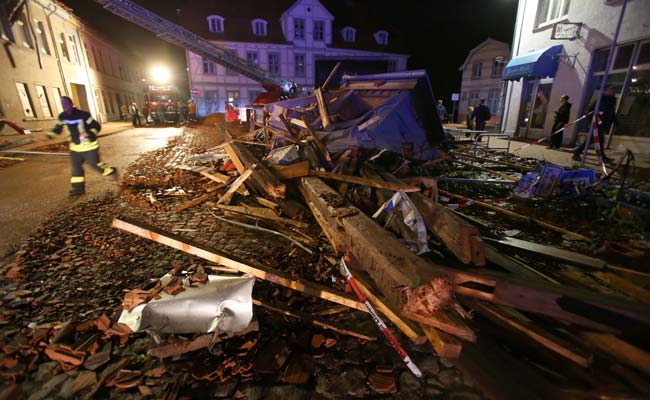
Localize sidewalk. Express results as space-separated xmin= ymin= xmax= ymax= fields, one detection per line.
xmin=0 ymin=121 xmax=132 ymax=152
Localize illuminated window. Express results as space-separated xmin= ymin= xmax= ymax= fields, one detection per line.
xmin=35 ymin=85 xmax=53 ymax=118
xmin=294 ymin=18 xmax=305 ymax=40
xmin=226 ymin=90 xmax=240 ymax=106
xmin=536 ymin=0 xmax=571 ymax=26
xmin=68 ymin=33 xmax=81 ymax=65
xmin=313 ymin=20 xmax=324 ymax=41
xmin=16 ymin=82 xmax=36 ymax=117
xmin=207 ymin=15 xmax=224 ymax=33
xmin=252 ymin=19 xmax=267 ymax=36
xmin=342 ymin=27 xmax=356 ymax=43
xmin=35 ymin=21 xmax=50 ymax=55
xmin=374 ymin=30 xmax=388 ymax=46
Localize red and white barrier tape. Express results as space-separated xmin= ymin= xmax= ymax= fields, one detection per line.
xmin=590 ymin=114 xmax=609 ymax=175
xmin=512 ymin=112 xmax=594 ymax=153
xmin=339 ymin=257 xmax=423 ymax=378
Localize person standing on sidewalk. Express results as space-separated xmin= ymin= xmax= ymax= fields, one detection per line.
xmin=436 ymin=100 xmax=448 ymax=124
xmin=573 ymin=87 xmax=616 ymax=163
xmin=129 ymin=102 xmax=141 ymax=127
xmin=46 ymin=96 xmax=118 ymax=196
xmin=473 ymin=99 xmax=491 ymax=140
xmin=549 ymin=95 xmax=571 ymax=149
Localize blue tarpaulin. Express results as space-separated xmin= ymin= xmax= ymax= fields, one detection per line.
xmin=503 ymin=45 xmax=563 ymax=81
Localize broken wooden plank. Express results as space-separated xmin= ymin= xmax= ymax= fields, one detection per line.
xmin=199 ymin=170 xmax=231 ymax=185
xmin=302 ymin=116 xmax=334 ymax=169
xmin=485 ymin=237 xmax=606 ymax=269
xmin=591 ymin=271 xmax=650 ymax=305
xmin=270 ymin=160 xmax=310 ymax=180
xmin=111 ymin=217 xmax=366 ymax=312
xmin=216 ymin=163 xmax=256 ymax=205
xmin=299 ymin=177 xmax=474 ymax=341
xmin=175 ymin=185 xmax=225 ymax=213
xmin=252 ymin=299 xmax=376 ymax=341
xmin=580 ymin=332 xmax=650 ymax=376
xmin=419 ymin=324 xmax=463 ymax=359
xmin=213 ymin=204 xmax=309 ymax=229
xmin=278 ymin=114 xmax=302 ymax=139
xmin=321 ymin=61 xmax=342 ymax=91
xmin=440 ymin=189 xmax=592 ymax=242
xmin=225 ymin=141 xmax=286 ymax=199
xmin=471 ymin=301 xmax=592 ymax=367
xmin=310 ymin=170 xmax=420 ymax=192
xmin=314 ymin=87 xmax=331 ymax=129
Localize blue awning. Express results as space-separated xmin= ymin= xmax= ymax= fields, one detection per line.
xmin=502 ymin=45 xmax=563 ymax=81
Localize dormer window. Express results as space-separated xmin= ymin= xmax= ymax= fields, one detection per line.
xmin=252 ymin=19 xmax=267 ymax=36
xmin=207 ymin=15 xmax=224 ymax=33
xmin=374 ymin=30 xmax=388 ymax=45
xmin=342 ymin=27 xmax=356 ymax=43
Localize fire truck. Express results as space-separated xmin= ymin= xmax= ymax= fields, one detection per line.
xmin=144 ymin=86 xmax=180 ymax=125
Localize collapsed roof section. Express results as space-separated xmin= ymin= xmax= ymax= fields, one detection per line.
xmin=265 ymin=70 xmax=445 ymax=160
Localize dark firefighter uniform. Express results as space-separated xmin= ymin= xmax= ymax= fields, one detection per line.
xmin=47 ymin=108 xmax=116 ymax=195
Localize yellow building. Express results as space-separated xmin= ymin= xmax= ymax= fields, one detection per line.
xmin=0 ymin=0 xmax=144 ymax=133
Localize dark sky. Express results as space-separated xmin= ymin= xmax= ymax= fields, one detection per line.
xmin=60 ymin=0 xmax=518 ymax=103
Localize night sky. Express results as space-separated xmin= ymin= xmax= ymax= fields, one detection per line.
xmin=60 ymin=0 xmax=518 ymax=104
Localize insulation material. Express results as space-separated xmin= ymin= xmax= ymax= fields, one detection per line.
xmin=118 ymin=274 xmax=255 ymax=334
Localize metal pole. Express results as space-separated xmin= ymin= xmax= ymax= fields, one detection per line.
xmin=580 ymin=0 xmax=628 ymax=166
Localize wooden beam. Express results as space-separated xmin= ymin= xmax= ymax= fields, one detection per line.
xmin=419 ymin=324 xmax=463 ymax=359
xmin=314 ymin=87 xmax=331 ymax=129
xmin=298 ymin=177 xmax=474 ymax=341
xmin=580 ymin=332 xmax=650 ymax=376
xmin=225 ymin=141 xmax=287 ymax=200
xmin=200 ymin=170 xmax=248 ymax=196
xmin=310 ymin=170 xmax=420 ymax=192
xmin=321 ymin=61 xmax=342 ymax=91
xmin=302 ymin=117 xmax=334 ymax=169
xmin=213 ymin=204 xmax=309 ymax=229
xmin=216 ymin=163 xmax=256 ymax=205
xmin=471 ymin=301 xmax=592 ymax=367
xmin=439 ymin=189 xmax=592 ymax=242
xmin=278 ymin=114 xmax=302 ymax=139
xmin=111 ymin=217 xmax=366 ymax=312
xmin=270 ymin=160 xmax=310 ymax=180
xmin=485 ymin=237 xmax=606 ymax=269
xmin=174 ymin=185 xmax=225 ymax=213
xmin=591 ymin=271 xmax=650 ymax=305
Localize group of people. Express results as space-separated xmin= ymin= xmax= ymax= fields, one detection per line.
xmin=465 ymin=99 xmax=492 ymax=131
xmin=120 ymin=101 xmax=148 ymax=127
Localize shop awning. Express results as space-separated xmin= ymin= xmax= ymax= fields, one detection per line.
xmin=502 ymin=45 xmax=563 ymax=81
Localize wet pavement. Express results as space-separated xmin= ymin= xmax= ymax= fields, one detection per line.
xmin=0 ymin=124 xmax=183 ymax=257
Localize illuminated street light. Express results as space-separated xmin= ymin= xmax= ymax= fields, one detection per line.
xmin=151 ymin=66 xmax=170 ymax=84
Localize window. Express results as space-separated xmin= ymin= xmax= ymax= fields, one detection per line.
xmin=15 ymin=13 xmax=33 ymax=49
xmin=202 ymin=57 xmax=216 ymax=74
xmin=59 ymin=33 xmax=70 ymax=62
xmin=636 ymin=42 xmax=650 ymax=65
xmin=52 ymin=87 xmax=63 ymax=114
xmin=613 ymin=44 xmax=635 ymax=70
xmin=468 ymin=92 xmax=480 ymax=106
xmin=252 ymin=19 xmax=267 ymax=36
xmin=342 ymin=27 xmax=356 ymax=43
xmin=472 ymin=63 xmax=482 ymax=79
xmin=375 ymin=30 xmax=388 ymax=45
xmin=83 ymin=42 xmax=92 ymax=68
xmin=294 ymin=18 xmax=305 ymax=40
xmin=91 ymin=47 xmax=100 ymax=71
xmin=487 ymin=89 xmax=500 ymax=115
xmin=294 ymin=53 xmax=305 ymax=77
xmin=35 ymin=21 xmax=50 ymax=55
xmin=536 ymin=0 xmax=571 ymax=26
xmin=246 ymin=51 xmax=259 ymax=65
xmin=226 ymin=90 xmax=240 ymax=106
xmin=207 ymin=15 xmax=224 ymax=33
xmin=15 ymin=83 xmax=36 ymax=118
xmin=313 ymin=20 xmax=324 ymax=41
xmin=492 ymin=58 xmax=505 ymax=77
xmin=35 ymin=85 xmax=53 ymax=118
xmin=268 ymin=52 xmax=280 ymax=75
xmin=387 ymin=60 xmax=397 ymax=73
xmin=68 ymin=33 xmax=80 ymax=65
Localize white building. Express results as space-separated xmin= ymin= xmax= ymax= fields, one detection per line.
xmin=502 ymin=0 xmax=650 ymax=153
xmin=179 ymin=0 xmax=410 ymax=116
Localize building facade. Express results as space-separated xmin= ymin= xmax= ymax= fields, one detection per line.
xmin=502 ymin=0 xmax=650 ymax=153
xmin=458 ymin=38 xmax=511 ymax=127
xmin=0 ymin=0 xmax=144 ymax=134
xmin=179 ymin=0 xmax=410 ymax=117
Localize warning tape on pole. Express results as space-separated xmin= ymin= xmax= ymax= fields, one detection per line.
xmin=591 ymin=113 xmax=609 ymax=176
xmin=511 ymin=111 xmax=594 ymax=152
xmin=339 ymin=257 xmax=423 ymax=378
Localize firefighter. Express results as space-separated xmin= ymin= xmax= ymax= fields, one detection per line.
xmin=46 ymin=96 xmax=118 ymax=196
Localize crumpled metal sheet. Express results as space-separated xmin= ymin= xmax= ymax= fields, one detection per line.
xmin=373 ymin=190 xmax=430 ymax=254
xmin=118 ymin=274 xmax=255 ymax=334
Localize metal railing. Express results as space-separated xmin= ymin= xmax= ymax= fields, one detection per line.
xmin=473 ymin=133 xmax=511 ymax=156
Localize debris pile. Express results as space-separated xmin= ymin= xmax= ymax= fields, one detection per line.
xmin=1 ymin=69 xmax=649 ymax=399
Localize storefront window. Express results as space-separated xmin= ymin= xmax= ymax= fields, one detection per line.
xmin=614 ymin=44 xmax=634 ymax=70
xmin=617 ymin=70 xmax=650 ymax=138
xmin=592 ymin=49 xmax=609 ymax=73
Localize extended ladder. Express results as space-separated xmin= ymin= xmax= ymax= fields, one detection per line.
xmin=94 ymin=0 xmax=294 ymax=93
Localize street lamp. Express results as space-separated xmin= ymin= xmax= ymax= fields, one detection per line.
xmin=151 ymin=66 xmax=170 ymax=84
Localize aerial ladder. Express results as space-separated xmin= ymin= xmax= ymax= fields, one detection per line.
xmin=93 ymin=0 xmax=296 ymax=104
